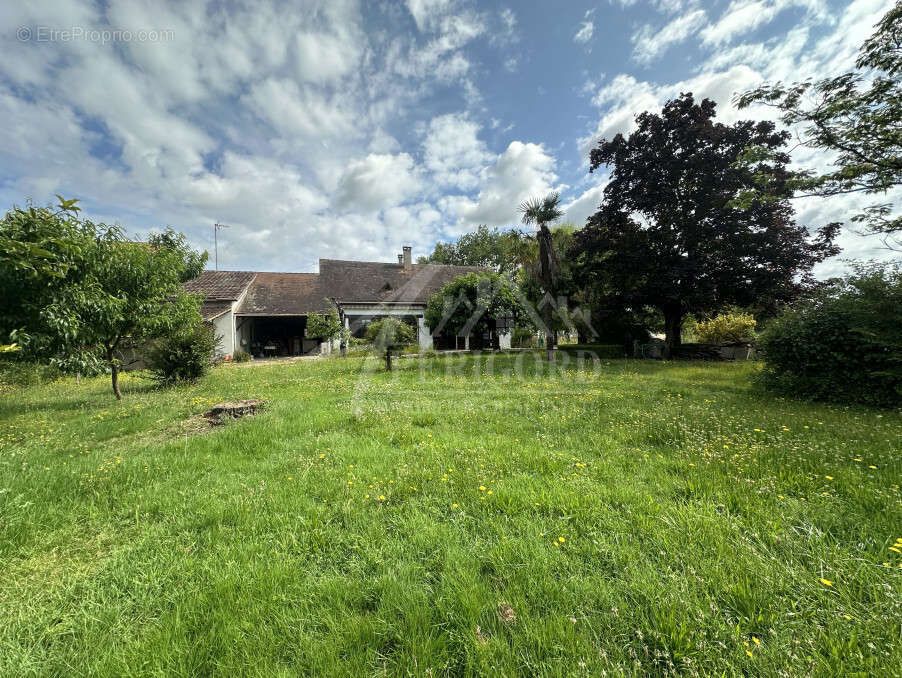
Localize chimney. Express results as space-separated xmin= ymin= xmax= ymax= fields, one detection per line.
xmin=402 ymin=245 xmax=412 ymax=270
xmin=398 ymin=253 xmax=404 ymax=265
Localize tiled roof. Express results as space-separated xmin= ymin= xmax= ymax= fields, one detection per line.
xmin=184 ymin=270 xmax=256 ymax=300
xmin=185 ymin=260 xmax=489 ymax=315
xmin=319 ymin=260 xmax=486 ymax=304
xmin=200 ymin=302 xmax=232 ymax=321
xmin=236 ymin=272 xmax=329 ymax=315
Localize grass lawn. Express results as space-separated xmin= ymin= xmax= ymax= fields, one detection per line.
xmin=1 ymin=353 xmax=900 ymax=677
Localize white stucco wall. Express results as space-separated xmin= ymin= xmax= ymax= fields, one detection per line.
xmin=212 ymin=311 xmax=234 ymax=357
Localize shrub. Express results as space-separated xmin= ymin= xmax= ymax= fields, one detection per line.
xmin=511 ymin=325 xmax=536 ymax=348
xmin=693 ymin=311 xmax=757 ymax=343
xmin=0 ymin=356 xmax=62 ymax=386
xmin=232 ymin=349 xmax=252 ymax=363
xmin=364 ymin=318 xmax=416 ymax=349
xmin=306 ymin=306 xmax=342 ymax=341
xmin=147 ymin=323 xmax=219 ymax=384
xmin=758 ymin=264 xmax=902 ymax=407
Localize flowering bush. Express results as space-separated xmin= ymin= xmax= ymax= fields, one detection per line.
xmin=692 ymin=312 xmax=757 ymax=343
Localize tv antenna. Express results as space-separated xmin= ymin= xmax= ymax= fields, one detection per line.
xmin=213 ymin=222 xmax=230 ymax=270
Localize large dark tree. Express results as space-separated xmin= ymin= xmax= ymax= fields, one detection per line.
xmin=570 ymin=94 xmax=840 ymax=358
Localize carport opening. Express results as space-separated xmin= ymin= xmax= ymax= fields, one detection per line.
xmin=242 ymin=316 xmax=319 ymax=358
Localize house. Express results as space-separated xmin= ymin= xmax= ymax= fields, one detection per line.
xmin=184 ymin=246 xmax=510 ymax=358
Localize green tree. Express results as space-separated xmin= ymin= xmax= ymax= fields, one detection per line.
xmin=420 ymin=225 xmax=526 ymax=272
xmin=425 ymin=272 xmax=526 ymax=344
xmin=519 ymin=193 xmax=564 ymax=360
xmin=516 ymin=224 xmax=588 ymax=340
xmin=570 ymin=94 xmax=839 ymax=359
xmin=735 ymin=2 xmax=902 ymax=246
xmin=0 ymin=197 xmax=206 ymax=398
xmin=364 ymin=317 xmax=416 ymax=349
xmin=306 ymin=303 xmax=343 ymax=341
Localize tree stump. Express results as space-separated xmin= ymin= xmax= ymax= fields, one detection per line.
xmin=204 ymin=399 xmax=265 ymax=424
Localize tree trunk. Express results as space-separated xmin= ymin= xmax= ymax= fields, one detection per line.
xmin=544 ymin=303 xmax=554 ymax=362
xmin=662 ymin=305 xmax=683 ymax=360
xmin=538 ymin=224 xmax=555 ymax=362
xmin=111 ymin=362 xmax=122 ymax=400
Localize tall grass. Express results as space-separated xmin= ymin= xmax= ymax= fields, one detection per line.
xmin=0 ymin=354 xmax=899 ymax=676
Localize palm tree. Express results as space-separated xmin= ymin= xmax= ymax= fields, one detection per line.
xmin=519 ymin=192 xmax=563 ymax=361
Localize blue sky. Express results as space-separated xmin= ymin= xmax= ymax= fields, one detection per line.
xmin=1 ymin=0 xmax=897 ymax=275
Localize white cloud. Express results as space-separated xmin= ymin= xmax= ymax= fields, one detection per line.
xmin=244 ymin=78 xmax=357 ymax=142
xmin=574 ymin=10 xmax=595 ymax=44
xmin=406 ymin=0 xmax=455 ymax=31
xmin=423 ymin=113 xmax=492 ymax=190
xmin=701 ymin=0 xmax=827 ymax=46
xmin=563 ymin=181 xmax=607 ymax=226
xmin=333 ymin=153 xmax=422 ymax=213
xmin=442 ymin=141 xmax=558 ymax=230
xmin=632 ymin=9 xmax=707 ymax=65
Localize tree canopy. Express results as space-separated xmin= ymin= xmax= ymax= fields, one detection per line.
xmin=570 ymin=93 xmax=839 ymax=357
xmin=735 ymin=1 xmax=902 ymax=246
xmin=420 ymin=225 xmax=526 ymax=272
xmin=0 ymin=198 xmax=206 ymax=398
xmin=425 ymin=272 xmax=528 ymax=341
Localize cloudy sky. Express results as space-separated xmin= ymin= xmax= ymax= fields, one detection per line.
xmin=2 ymin=0 xmax=897 ymax=275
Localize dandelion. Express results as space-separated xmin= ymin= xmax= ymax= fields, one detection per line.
xmin=319 ymin=454 xmax=325 ymax=459
xmin=869 ymin=465 xmax=877 ymax=469
xmin=378 ymin=495 xmax=385 ymax=501
xmin=479 ymin=486 xmax=486 ymax=491
xmin=824 ymin=475 xmax=833 ymax=480
xmin=752 ymin=637 xmax=760 ymax=646
xmin=558 ymin=536 xmax=565 ymax=544
xmin=287 ymin=476 xmax=293 ymax=480
xmin=819 ymin=578 xmax=833 ymax=587
xmin=745 ymin=650 xmax=754 ymax=658
xmin=451 ymin=503 xmax=458 ymax=508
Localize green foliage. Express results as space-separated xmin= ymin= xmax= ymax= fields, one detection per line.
xmin=305 ymin=303 xmax=343 ymax=341
xmin=421 ymin=224 xmax=526 ymax=272
xmin=735 ymin=2 xmax=902 ymax=244
xmin=692 ymin=311 xmax=757 ymax=343
xmin=364 ymin=317 xmax=416 ymax=349
xmin=510 ymin=325 xmax=537 ymax=348
xmin=570 ymin=93 xmax=839 ymax=357
xmin=232 ymin=349 xmax=252 ymax=363
xmin=425 ymin=272 xmax=527 ymax=340
xmin=0 ymin=196 xmax=207 ymax=398
xmin=147 ymin=323 xmax=219 ymax=385
xmin=0 ymin=357 xmax=62 ymax=387
xmin=758 ymin=264 xmax=902 ymax=407
xmin=592 ymin=306 xmax=658 ymax=347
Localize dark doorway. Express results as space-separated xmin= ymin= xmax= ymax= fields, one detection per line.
xmin=248 ymin=316 xmax=307 ymax=357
